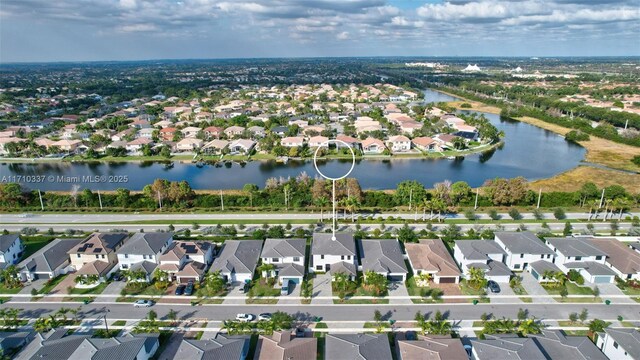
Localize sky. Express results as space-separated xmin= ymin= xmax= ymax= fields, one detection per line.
xmin=1 ymin=0 xmax=639 ymax=63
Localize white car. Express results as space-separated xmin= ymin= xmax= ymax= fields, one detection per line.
xmin=236 ymin=313 xmax=255 ymax=322
xmin=258 ymin=313 xmax=272 ymax=321
xmin=133 ymin=299 xmax=154 ymax=308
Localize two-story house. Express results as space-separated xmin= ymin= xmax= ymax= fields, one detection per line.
xmin=0 ymin=234 xmax=24 ymax=269
xmin=596 ymin=328 xmax=640 ymax=360
xmin=310 ymin=233 xmax=357 ymax=281
xmin=494 ymin=232 xmax=555 ymax=271
xmin=158 ymin=241 xmax=215 ymax=283
xmin=68 ymin=232 xmax=129 ymax=280
xmin=453 ymin=240 xmax=512 ymax=283
xmin=260 ymin=238 xmax=306 ymax=285
xmin=544 ymin=237 xmax=615 ymax=284
xmin=116 ymin=232 xmax=174 ymax=281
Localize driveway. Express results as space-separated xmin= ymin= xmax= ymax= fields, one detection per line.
xmin=520 ymin=272 xmax=556 ymax=303
xmin=18 ymin=279 xmax=47 ymax=294
xmin=222 ymin=282 xmax=248 ymax=304
xmin=311 ymin=273 xmax=333 ymax=304
xmin=595 ymin=283 xmax=635 ymax=304
xmin=388 ymin=281 xmax=412 ymax=305
xmin=101 ymin=281 xmax=127 ymax=300
xmin=487 ymin=281 xmax=522 ymax=304
xmin=279 ymin=281 xmax=301 ymax=305
xmin=50 ymin=274 xmax=78 ymax=295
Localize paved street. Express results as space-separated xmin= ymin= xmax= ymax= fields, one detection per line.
xmin=3 ymin=301 xmax=639 ymax=323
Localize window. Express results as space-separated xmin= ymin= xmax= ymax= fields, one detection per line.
xmin=575 ymin=256 xmax=582 ymax=261
xmin=520 ymin=254 xmax=524 ymax=258
xmin=596 ymin=256 xmax=603 ymax=260
xmin=320 ymin=255 xmax=324 ymax=259
xmin=77 ymin=254 xmax=81 ymax=258
xmin=95 ymin=255 xmax=100 ymax=259
xmin=272 ymin=258 xmax=279 ymax=262
xmin=613 ymin=342 xmax=619 ymax=349
xmin=122 ymin=264 xmax=128 ymax=269
xmin=125 ymin=254 xmax=129 ymax=258
xmin=346 ymin=256 xmax=351 ymax=260
xmin=101 ymin=255 xmax=105 ymax=259
xmin=316 ymin=265 xmax=322 ymax=270
xmin=341 ymin=255 xmax=345 ymax=260
xmin=293 ymin=257 xmax=300 ymax=262
xmin=514 ymin=264 xmax=521 ymax=269
xmin=540 ymin=255 xmax=544 ymax=259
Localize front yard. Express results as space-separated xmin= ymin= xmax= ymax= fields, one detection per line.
xmin=459 ymin=280 xmax=487 ymax=296
xmin=542 ymin=282 xmax=595 ymax=296
xmin=68 ymin=281 xmax=110 ymax=295
xmin=0 ymin=284 xmax=22 ymax=294
xmin=120 ymin=282 xmax=165 ymax=297
xmin=39 ymin=274 xmax=70 ymax=294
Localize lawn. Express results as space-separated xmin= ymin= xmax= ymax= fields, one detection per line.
xmin=554 ymin=297 xmax=602 ymax=303
xmin=620 ymin=286 xmax=640 ymax=296
xmin=112 ymin=320 xmax=127 ymax=327
xmin=333 ymin=298 xmax=390 ymax=304
xmin=121 ymin=283 xmax=165 ymax=297
xmin=68 ymin=282 xmax=110 ymax=295
xmin=248 ymin=278 xmax=280 ymax=297
xmin=245 ymin=298 xmax=278 ymax=304
xmin=459 ymin=280 xmax=487 ymax=296
xmin=21 ymin=236 xmax=56 ymax=258
xmin=558 ymin=320 xmax=588 ymax=327
xmin=363 ymin=322 xmax=391 ymax=329
xmin=542 ymin=282 xmax=595 ymax=296
xmin=62 ymin=296 xmax=95 ymax=303
xmin=39 ymin=274 xmax=69 ymax=294
xmin=0 ymin=284 xmax=22 ymax=294
xmin=315 ymin=335 xmax=325 ymax=360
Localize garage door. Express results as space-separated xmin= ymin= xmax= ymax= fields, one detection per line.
xmin=388 ymin=275 xmax=404 ymax=282
xmin=593 ymin=276 xmax=611 ymax=284
xmin=179 ymin=277 xmax=197 ymax=284
xmin=283 ymin=277 xmax=301 ymax=284
xmin=531 ymin=269 xmax=540 ymax=280
xmin=34 ymin=273 xmax=51 ymax=280
xmin=439 ymin=277 xmax=457 ymax=284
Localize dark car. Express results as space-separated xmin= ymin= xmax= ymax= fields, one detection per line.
xmin=111 ymin=272 xmax=124 ymax=281
xmin=487 ymin=280 xmax=501 ymax=293
xmin=175 ymin=284 xmax=186 ymax=295
xmin=184 ymin=281 xmax=195 ymax=296
xmin=295 ymin=327 xmax=306 ymax=338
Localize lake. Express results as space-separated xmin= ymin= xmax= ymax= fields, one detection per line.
xmin=0 ymin=90 xmax=585 ymax=191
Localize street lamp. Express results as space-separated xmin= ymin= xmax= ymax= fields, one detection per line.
xmin=103 ymin=309 xmax=111 ymax=333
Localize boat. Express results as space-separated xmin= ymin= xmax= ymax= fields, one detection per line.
xmin=164 ymin=162 xmax=174 ymax=169
xmin=446 ymin=156 xmax=456 ymax=160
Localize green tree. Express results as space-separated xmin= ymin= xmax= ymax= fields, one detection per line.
xmin=397 ymin=223 xmax=418 ymax=243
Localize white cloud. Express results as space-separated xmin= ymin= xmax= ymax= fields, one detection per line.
xmin=337 ymin=31 xmax=349 ymax=39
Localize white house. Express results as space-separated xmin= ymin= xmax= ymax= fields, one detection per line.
xmin=385 ymin=135 xmax=411 ymax=152
xmin=260 ymin=238 xmax=306 ymax=285
xmin=116 ymin=232 xmax=174 ymax=280
xmin=17 ymin=238 xmax=81 ymax=281
xmin=544 ymin=237 xmax=615 ymax=284
xmin=358 ymin=239 xmax=408 ymax=282
xmin=494 ymin=232 xmax=555 ymax=271
xmin=310 ymin=233 xmax=357 ymax=280
xmin=0 ymin=234 xmax=24 ymax=269
xmin=453 ymin=240 xmax=512 ymax=283
xmin=596 ymin=328 xmax=640 ymax=360
xmin=209 ymin=240 xmax=263 ymax=284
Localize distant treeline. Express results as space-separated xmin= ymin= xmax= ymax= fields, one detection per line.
xmin=0 ymin=176 xmax=636 ymax=212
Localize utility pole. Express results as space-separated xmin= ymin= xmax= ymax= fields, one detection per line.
xmin=599 ymin=189 xmax=605 ymax=209
xmin=97 ymin=190 xmax=103 ymax=210
xmin=332 ymin=180 xmax=336 ymax=241
xmin=220 ymin=190 xmax=224 ymax=211
xmin=536 ymin=189 xmax=542 ymax=209
xmin=409 ymin=189 xmax=412 ymax=210
xmin=157 ymin=191 xmax=162 ymax=210
xmin=625 ymin=119 xmax=629 ymax=130
xmin=474 ymin=188 xmax=479 ymax=210
xmin=38 ymin=189 xmax=44 ymax=211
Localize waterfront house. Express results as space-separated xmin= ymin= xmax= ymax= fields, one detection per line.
xmin=310 ymin=233 xmax=357 ymax=280
xmin=209 ymin=240 xmax=263 ymax=284
xmin=405 ymin=239 xmax=461 ymax=284
xmin=52 ymin=139 xmax=82 ymax=152
xmin=228 ymin=139 xmax=255 ymax=154
xmin=386 ymin=135 xmax=411 ymax=153
xmin=453 ymin=240 xmax=512 ymax=283
xmin=260 ymin=238 xmax=306 ymax=285
xmin=202 ymin=139 xmax=229 ymax=154
xmin=308 ymin=135 xmax=329 ymax=148
xmin=176 ymin=138 xmax=203 ymax=151
xmin=411 ymin=137 xmax=438 ymax=152
xmin=361 ymin=137 xmax=386 ymax=154
xmin=17 ymin=238 xmax=81 ymax=281
xmin=126 ymin=137 xmax=153 ymax=153
xmin=281 ymin=136 xmax=305 ymax=148
xmin=335 ymin=134 xmax=361 ymax=150
xmin=0 ymin=234 xmax=24 ymax=269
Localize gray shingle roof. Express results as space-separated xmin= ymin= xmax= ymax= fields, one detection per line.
xmin=209 ymin=240 xmax=262 ymax=275
xmin=130 ymin=260 xmax=158 ymax=275
xmin=529 ymin=260 xmax=562 ymax=275
xmin=359 ymin=239 xmax=408 ymax=275
xmin=564 ymin=261 xmax=616 ymax=276
xmin=602 ymin=328 xmax=640 ymax=359
xmin=495 ymin=232 xmax=554 ymax=255
xmin=0 ymin=233 xmax=20 ymax=253
xmin=529 ymin=330 xmax=607 ymax=360
xmin=471 ymin=334 xmax=546 ymax=360
xmin=261 ymin=238 xmax=306 ymax=259
xmin=329 ymin=261 xmax=357 ymax=276
xmin=174 ymin=334 xmax=249 ymax=360
xmin=0 ymin=331 xmax=32 ymax=353
xmin=277 ymin=263 xmax=305 ymax=278
xmin=545 ymin=237 xmax=607 ymax=257
xmin=311 ymin=233 xmax=356 ymax=256
xmin=326 ymin=333 xmax=392 ymax=360
xmin=455 ymin=240 xmax=506 ymax=261
xmin=18 ymin=238 xmax=82 ymax=273
xmin=117 ymin=232 xmax=173 ymax=255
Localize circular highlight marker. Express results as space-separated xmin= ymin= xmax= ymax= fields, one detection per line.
xmin=312 ymin=139 xmax=356 ymax=181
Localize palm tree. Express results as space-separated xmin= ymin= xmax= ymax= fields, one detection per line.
xmin=542 ymin=270 xmax=555 ymax=283
xmin=553 ymin=271 xmax=566 ymax=288
xmin=468 ymin=267 xmax=487 ymax=290
xmin=257 ymin=320 xmax=276 ymax=335
xmin=422 ymin=198 xmax=433 ymax=221
xmin=517 ymin=318 xmax=543 ymax=336
xmin=222 ymin=320 xmax=239 ymax=335
xmin=431 ymin=198 xmax=446 ymax=222
xmin=345 ymin=196 xmax=360 ymax=222
xmin=56 ymin=308 xmax=70 ymax=323
xmin=257 ymin=263 xmax=276 ymax=279
xmin=314 ymin=196 xmax=329 ymax=222
xmin=333 ymin=272 xmax=349 ymax=293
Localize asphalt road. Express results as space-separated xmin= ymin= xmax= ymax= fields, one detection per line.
xmin=5 ymin=302 xmax=640 ymax=323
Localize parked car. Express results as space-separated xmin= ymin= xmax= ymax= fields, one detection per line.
xmin=184 ymin=281 xmax=194 ymax=296
xmin=133 ymin=299 xmax=154 ymax=308
xmin=111 ymin=272 xmax=124 ymax=282
xmin=295 ymin=327 xmax=306 ymax=338
xmin=175 ymin=284 xmax=186 ymax=295
xmin=281 ymin=281 xmax=290 ymax=296
xmin=487 ymin=280 xmax=501 ymax=293
xmin=258 ymin=313 xmax=272 ymax=321
xmin=236 ymin=313 xmax=255 ymax=322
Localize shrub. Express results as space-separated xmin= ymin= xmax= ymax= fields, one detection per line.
xmin=567 ymin=269 xmax=584 ymax=285
xmin=508 ymin=208 xmax=522 ymax=220
xmin=565 ymin=130 xmax=590 ymax=142
xmin=488 ymin=209 xmax=501 ymax=220
xmin=554 ymin=208 xmax=566 ymax=220
xmin=632 ymin=156 xmax=640 ymax=166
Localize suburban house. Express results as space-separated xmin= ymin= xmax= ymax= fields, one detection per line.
xmin=260 ymin=238 xmax=306 ymax=285
xmin=544 ymin=237 xmax=615 ymax=284
xmin=204 ymin=126 xmax=223 ymax=139
xmin=308 ymin=135 xmax=329 ymax=148
xmin=310 ymin=233 xmax=357 ymax=280
xmin=116 ymin=232 xmax=174 ymax=280
xmin=596 ymin=328 xmax=640 ymax=360
xmin=158 ymin=241 xmax=215 ymax=283
xmin=396 ymin=333 xmax=468 ymax=360
xmin=411 ymin=137 xmax=438 ymax=152
xmin=336 ymin=134 xmax=361 ymax=150
xmin=528 ymin=330 xmax=607 ymax=360
xmin=494 ymin=232 xmax=555 ymax=271
xmin=247 ymin=126 xmax=266 ymax=138
xmin=126 ymin=137 xmax=153 ymax=152
xmin=176 ymin=138 xmax=203 ymax=151
xmin=281 ymin=136 xmax=305 ymax=148
xmin=17 ymin=238 xmax=82 ymax=281
xmin=0 ymin=331 xmax=33 ymax=356
xmin=589 ymin=238 xmax=640 ymax=281
xmin=68 ymin=233 xmax=129 ymax=280
xmin=229 ymin=139 xmax=256 ymax=154
xmin=326 ymin=334 xmax=392 ymax=360
xmin=14 ymin=331 xmax=159 ymax=360
xmin=159 ymin=127 xmax=177 ymax=140
xmin=358 ymin=239 xmax=408 ymax=281
xmin=405 ymin=239 xmax=461 ymax=284
xmin=224 ymin=125 xmax=245 ymax=138
xmin=202 ymin=139 xmax=229 ymax=154
xmin=0 ymin=234 xmax=24 ymax=268
xmin=528 ymin=260 xmax=564 ymax=283
xmin=453 ymin=240 xmax=512 ymax=283
xmin=174 ymin=334 xmax=250 ymax=360
xmin=255 ymin=331 xmax=317 ymax=360
xmin=386 ymin=135 xmax=411 ymax=152
xmin=209 ymin=240 xmax=263 ymax=284
xmin=361 ymin=137 xmax=386 ymax=154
